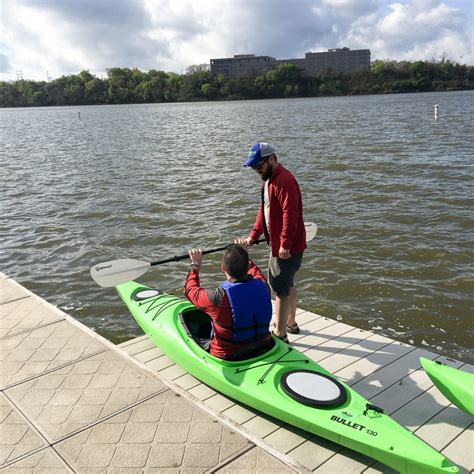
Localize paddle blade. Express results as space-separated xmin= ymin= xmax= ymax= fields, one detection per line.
xmin=305 ymin=222 xmax=318 ymax=242
xmin=90 ymin=259 xmax=151 ymax=288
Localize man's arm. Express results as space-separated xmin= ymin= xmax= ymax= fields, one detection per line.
xmin=248 ymin=259 xmax=271 ymax=295
xmin=275 ymin=177 xmax=301 ymax=256
xmin=248 ymin=201 xmax=264 ymax=243
xmin=184 ymin=249 xmax=224 ymax=315
xmin=184 ymin=270 xmax=212 ymax=310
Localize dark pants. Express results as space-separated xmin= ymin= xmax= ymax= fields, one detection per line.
xmin=268 ymin=252 xmax=303 ymax=297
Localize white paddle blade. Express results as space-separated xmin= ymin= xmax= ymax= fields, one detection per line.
xmin=305 ymin=222 xmax=318 ymax=242
xmin=90 ymin=259 xmax=151 ymax=288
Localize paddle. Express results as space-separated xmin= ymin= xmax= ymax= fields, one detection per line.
xmin=90 ymin=222 xmax=317 ymax=288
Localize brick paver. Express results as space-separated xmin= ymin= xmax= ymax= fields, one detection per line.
xmin=5 ymin=349 xmax=168 ymax=442
xmin=0 ymin=320 xmax=107 ymax=389
xmin=0 ymin=393 xmax=46 ymax=468
xmin=0 ymin=274 xmax=69 ymax=344
xmin=216 ymin=446 xmax=298 ymax=472
xmin=55 ymin=394 xmax=252 ymax=471
xmin=2 ymin=448 xmax=72 ymax=473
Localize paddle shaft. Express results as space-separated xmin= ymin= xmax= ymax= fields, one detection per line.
xmin=90 ymin=223 xmax=316 ymax=288
xmin=150 ymin=238 xmax=266 ymax=266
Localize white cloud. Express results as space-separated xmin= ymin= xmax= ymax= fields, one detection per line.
xmin=0 ymin=0 xmax=471 ymax=81
xmin=371 ymin=1 xmax=470 ymax=61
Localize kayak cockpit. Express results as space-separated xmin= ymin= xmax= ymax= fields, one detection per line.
xmin=178 ymin=308 xmax=275 ymax=362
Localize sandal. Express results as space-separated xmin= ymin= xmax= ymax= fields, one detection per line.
xmin=286 ymin=323 xmax=300 ymax=334
xmin=272 ymin=331 xmax=290 ymax=343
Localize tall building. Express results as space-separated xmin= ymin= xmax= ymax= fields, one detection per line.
xmin=304 ymin=48 xmax=371 ymax=75
xmin=210 ymin=54 xmax=277 ymax=79
xmin=210 ymin=48 xmax=371 ymax=79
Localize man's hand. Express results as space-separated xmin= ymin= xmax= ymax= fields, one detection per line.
xmin=235 ymin=237 xmax=250 ymax=250
xmin=242 ymin=236 xmax=254 ymax=246
xmin=188 ymin=248 xmax=203 ymax=268
xmin=279 ymin=247 xmax=291 ymax=259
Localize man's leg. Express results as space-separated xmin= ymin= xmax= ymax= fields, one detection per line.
xmin=274 ymin=293 xmax=291 ymax=338
xmin=269 ymin=253 xmax=303 ymax=339
xmin=287 ymin=287 xmax=297 ymax=327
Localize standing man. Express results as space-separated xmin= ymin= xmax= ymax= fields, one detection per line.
xmin=243 ymin=142 xmax=306 ymax=342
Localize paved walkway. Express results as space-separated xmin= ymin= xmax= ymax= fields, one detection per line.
xmin=0 ymin=273 xmax=303 ymax=472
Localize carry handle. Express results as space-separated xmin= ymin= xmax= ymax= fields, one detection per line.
xmin=363 ymin=403 xmax=384 ymax=416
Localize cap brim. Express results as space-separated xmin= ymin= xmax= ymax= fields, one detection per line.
xmin=244 ymin=154 xmax=270 ymax=168
xmin=243 ymin=158 xmax=255 ymax=167
xmin=244 ymin=157 xmax=258 ymax=167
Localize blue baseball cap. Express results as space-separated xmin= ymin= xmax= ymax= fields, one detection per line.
xmin=244 ymin=142 xmax=276 ymax=167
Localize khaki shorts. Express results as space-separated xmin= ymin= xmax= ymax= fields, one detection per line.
xmin=268 ymin=252 xmax=303 ymax=297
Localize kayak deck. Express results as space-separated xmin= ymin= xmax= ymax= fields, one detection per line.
xmin=118 ymin=303 xmax=473 ymax=473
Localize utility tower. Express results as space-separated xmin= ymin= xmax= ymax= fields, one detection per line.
xmin=16 ymin=70 xmax=23 ymax=80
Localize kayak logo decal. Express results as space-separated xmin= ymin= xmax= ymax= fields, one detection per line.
xmin=331 ymin=415 xmax=366 ymax=432
xmin=330 ymin=414 xmax=378 ymax=436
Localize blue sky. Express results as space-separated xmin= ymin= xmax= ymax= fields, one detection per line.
xmin=0 ymin=0 xmax=472 ymax=81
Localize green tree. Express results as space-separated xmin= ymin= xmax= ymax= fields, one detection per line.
xmin=201 ymin=83 xmax=217 ymax=99
xmin=135 ymin=70 xmax=168 ymax=103
xmin=1 ymin=60 xmax=473 ymax=107
xmin=107 ymin=68 xmax=144 ymax=103
xmin=164 ymin=73 xmax=183 ymax=102
xmin=84 ymin=78 xmax=108 ymax=104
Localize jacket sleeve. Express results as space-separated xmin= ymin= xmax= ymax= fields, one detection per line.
xmin=248 ymin=260 xmax=271 ymax=295
xmin=184 ymin=270 xmax=217 ymax=315
xmin=274 ymin=177 xmax=301 ymax=250
xmin=249 ymin=196 xmax=264 ymax=242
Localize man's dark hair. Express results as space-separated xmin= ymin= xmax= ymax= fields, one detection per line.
xmin=222 ymin=244 xmax=249 ymax=280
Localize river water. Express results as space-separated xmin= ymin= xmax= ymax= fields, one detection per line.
xmin=1 ymin=91 xmax=472 ymax=363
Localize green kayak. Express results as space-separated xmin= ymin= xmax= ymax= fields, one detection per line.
xmin=420 ymin=357 xmax=474 ymax=416
xmin=117 ymin=281 xmax=458 ymax=473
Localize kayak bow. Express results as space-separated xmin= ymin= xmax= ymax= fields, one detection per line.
xmin=420 ymin=357 xmax=474 ymax=416
xmin=117 ymin=281 xmax=458 ymax=473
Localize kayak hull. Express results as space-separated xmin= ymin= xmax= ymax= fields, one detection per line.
xmin=420 ymin=357 xmax=474 ymax=416
xmin=117 ymin=281 xmax=458 ymax=473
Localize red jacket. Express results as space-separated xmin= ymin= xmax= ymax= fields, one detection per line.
xmin=184 ymin=261 xmax=271 ymax=360
xmin=249 ymin=164 xmax=306 ymax=257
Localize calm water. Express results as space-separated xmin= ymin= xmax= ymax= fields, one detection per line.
xmin=1 ymin=91 xmax=473 ymax=363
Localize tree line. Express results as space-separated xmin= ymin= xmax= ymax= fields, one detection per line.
xmin=1 ymin=59 xmax=472 ymax=108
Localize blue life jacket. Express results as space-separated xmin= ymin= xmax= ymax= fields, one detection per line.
xmin=219 ymin=278 xmax=272 ymax=344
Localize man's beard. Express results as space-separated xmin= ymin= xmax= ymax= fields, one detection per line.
xmin=259 ymin=164 xmax=273 ymax=181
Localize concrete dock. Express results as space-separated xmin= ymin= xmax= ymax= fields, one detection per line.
xmin=1 ymin=272 xmax=472 ymax=473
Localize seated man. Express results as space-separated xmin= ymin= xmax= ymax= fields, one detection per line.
xmin=184 ymin=240 xmax=273 ymax=360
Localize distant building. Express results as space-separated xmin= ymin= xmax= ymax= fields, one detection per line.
xmin=210 ymin=54 xmax=277 ymax=79
xmin=210 ymin=48 xmax=371 ymax=79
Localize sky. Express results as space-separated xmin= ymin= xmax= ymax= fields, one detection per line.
xmin=0 ymin=0 xmax=472 ymax=82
